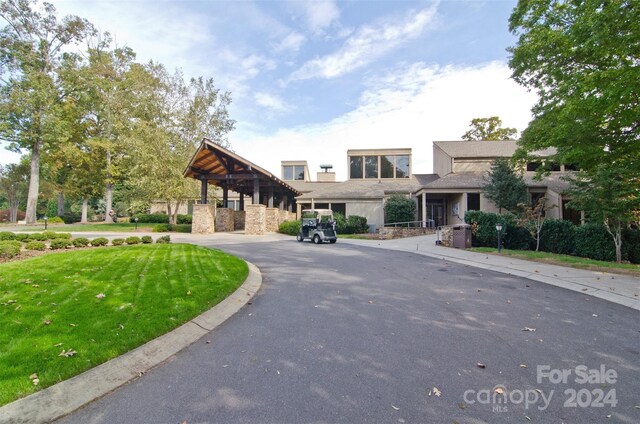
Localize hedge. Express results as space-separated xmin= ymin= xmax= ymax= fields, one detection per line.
xmin=0 ymin=243 xmax=21 ymax=258
xmin=156 ymin=235 xmax=171 ymax=244
xmin=61 ymin=213 xmax=81 ymax=224
xmin=111 ymin=238 xmax=125 ymax=246
xmin=132 ymin=213 xmax=169 ymax=224
xmin=177 ymin=214 xmax=192 ymax=224
xmin=0 ymin=231 xmax=16 ymax=240
xmin=464 ymin=210 xmax=532 ymax=250
xmin=72 ymin=237 xmax=90 ymax=247
xmin=28 ymin=233 xmax=47 ymax=241
xmin=91 ymin=237 xmax=109 ymax=247
xmin=15 ymin=233 xmax=30 ymax=242
xmin=141 ymin=236 xmax=153 ymax=244
xmin=50 ymin=239 xmax=72 ymax=250
xmin=0 ymin=240 xmax=22 ymax=250
xmin=539 ymin=220 xmax=576 ymax=255
xmin=278 ymin=220 xmax=301 ymax=236
xmin=623 ymin=229 xmax=640 ymax=264
xmin=125 ymin=236 xmax=141 ymax=245
xmin=26 ymin=241 xmax=46 ymax=251
xmin=334 ymin=213 xmax=369 ymax=234
xmin=152 ymin=224 xmax=191 ymax=233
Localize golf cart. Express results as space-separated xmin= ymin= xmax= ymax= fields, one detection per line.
xmin=297 ymin=209 xmax=337 ymax=244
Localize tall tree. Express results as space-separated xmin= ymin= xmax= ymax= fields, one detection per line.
xmin=462 ymin=116 xmax=517 ymax=141
xmin=483 ymin=158 xmax=528 ymax=214
xmin=508 ymin=0 xmax=640 ymax=176
xmin=0 ymin=157 xmax=29 ymax=222
xmin=0 ymin=0 xmax=94 ymax=224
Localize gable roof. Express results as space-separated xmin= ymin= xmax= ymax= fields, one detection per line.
xmin=434 ymin=140 xmax=556 ymax=159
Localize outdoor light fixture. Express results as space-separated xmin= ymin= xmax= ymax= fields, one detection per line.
xmin=134 ymin=217 xmax=139 ymax=230
xmin=495 ymin=223 xmax=503 ymax=253
xmin=43 ymin=215 xmax=48 ymax=230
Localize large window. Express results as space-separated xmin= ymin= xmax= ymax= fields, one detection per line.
xmin=467 ymin=193 xmax=480 ymax=211
xmin=365 ymin=156 xmax=378 ymax=179
xmin=350 ymin=156 xmax=363 ymax=179
xmin=395 ymin=155 xmax=409 ymax=178
xmin=282 ymin=165 xmax=305 ymax=181
xmin=381 ymin=155 xmax=394 ymax=178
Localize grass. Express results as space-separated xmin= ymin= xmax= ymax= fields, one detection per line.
xmin=470 ymin=247 xmax=640 ymax=276
xmin=0 ymin=244 xmax=248 ymax=406
xmin=12 ymin=223 xmax=157 ymax=233
xmin=338 ymin=234 xmax=378 ymax=240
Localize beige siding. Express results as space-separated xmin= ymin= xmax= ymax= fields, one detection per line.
xmin=433 ymin=146 xmax=452 ymax=176
xmin=452 ymin=159 xmax=493 ymax=173
xmin=448 ymin=193 xmax=465 ymax=225
xmin=346 ymin=200 xmax=384 ymax=232
xmin=480 ymin=193 xmax=500 ymax=214
xmin=545 ymin=189 xmax=562 ymax=220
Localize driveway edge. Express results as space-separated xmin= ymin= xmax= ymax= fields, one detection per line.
xmin=0 ymin=261 xmax=262 ymax=424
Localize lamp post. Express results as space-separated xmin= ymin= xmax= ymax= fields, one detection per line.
xmin=495 ymin=223 xmax=503 ymax=253
xmin=134 ymin=217 xmax=139 ymax=230
xmin=43 ymin=215 xmax=48 ymax=230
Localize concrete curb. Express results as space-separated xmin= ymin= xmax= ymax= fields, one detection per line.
xmin=0 ymin=261 xmax=262 ymax=424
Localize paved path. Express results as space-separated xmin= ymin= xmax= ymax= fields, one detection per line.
xmin=51 ymin=233 xmax=639 ymax=424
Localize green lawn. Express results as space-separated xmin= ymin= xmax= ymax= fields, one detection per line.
xmin=470 ymin=247 xmax=640 ymax=276
xmin=0 ymin=244 xmax=248 ymax=406
xmin=13 ymin=223 xmax=157 ymax=232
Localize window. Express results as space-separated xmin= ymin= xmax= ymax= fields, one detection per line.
xmin=467 ymin=193 xmax=480 ymax=211
xmin=564 ymin=163 xmax=580 ymax=171
xmin=350 ymin=156 xmax=363 ymax=179
xmin=527 ymin=162 xmax=540 ymax=172
xmin=282 ymin=165 xmax=305 ymax=181
xmin=395 ymin=155 xmax=409 ymax=178
xmin=283 ymin=166 xmax=293 ymax=181
xmin=531 ymin=192 xmax=545 ymax=208
xmin=381 ymin=156 xmax=394 ymax=178
xmin=365 ymin=156 xmax=378 ymax=179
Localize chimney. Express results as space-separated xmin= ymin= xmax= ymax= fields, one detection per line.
xmin=317 ymin=164 xmax=335 ymax=182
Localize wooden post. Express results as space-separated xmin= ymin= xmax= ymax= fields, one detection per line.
xmin=253 ymin=177 xmax=260 ymax=205
xmin=222 ymin=185 xmax=229 ymax=208
xmin=200 ymin=178 xmax=208 ymax=204
xmin=239 ymin=193 xmax=244 ymax=210
xmin=268 ymin=186 xmax=274 ymax=208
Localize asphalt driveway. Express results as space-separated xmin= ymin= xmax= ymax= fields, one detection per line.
xmin=57 ymin=237 xmax=640 ymax=423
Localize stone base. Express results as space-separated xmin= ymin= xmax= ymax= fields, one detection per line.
xmin=192 ymin=204 xmax=216 ymax=234
xmin=265 ymin=208 xmax=279 ymax=232
xmin=215 ymin=208 xmax=235 ymax=232
xmin=234 ymin=210 xmax=246 ymax=231
xmin=439 ymin=226 xmax=454 ymax=247
xmin=378 ymin=227 xmax=437 ymax=239
xmin=245 ymin=204 xmax=266 ymax=235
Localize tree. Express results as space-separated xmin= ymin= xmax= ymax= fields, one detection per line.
xmin=517 ymin=196 xmax=554 ymax=252
xmin=384 ymin=194 xmax=416 ymax=224
xmin=564 ymin=164 xmax=640 ymax=263
xmin=0 ymin=0 xmax=95 ymax=224
xmin=0 ymin=158 xmax=29 ymax=222
xmin=461 ymin=116 xmax=517 ymax=141
xmin=508 ymin=0 xmax=640 ymax=178
xmin=483 ymin=158 xmax=528 ymax=214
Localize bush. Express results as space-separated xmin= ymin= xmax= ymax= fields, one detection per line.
xmin=47 ymin=216 xmax=64 ymax=224
xmin=111 ymin=238 xmax=125 ymax=246
xmin=26 ymin=241 xmax=46 ymax=251
xmin=177 ymin=214 xmax=192 ymax=224
xmin=0 ymin=231 xmax=16 ymax=240
xmin=278 ymin=220 xmax=301 ymax=236
xmin=333 ymin=213 xmax=369 ymax=234
xmin=132 ymin=213 xmax=170 ymax=224
xmin=42 ymin=231 xmax=71 ymax=240
xmin=50 ymin=239 xmax=72 ymax=250
xmin=125 ymin=236 xmax=141 ymax=245
xmin=0 ymin=243 xmax=20 ymax=258
xmin=539 ymin=220 xmax=576 ymax=255
xmin=622 ymin=228 xmax=640 ymax=264
xmin=156 ymin=235 xmax=171 ymax=244
xmin=574 ymin=223 xmax=615 ymax=262
xmin=0 ymin=240 xmax=22 ymax=249
xmin=28 ymin=233 xmax=47 ymax=241
xmin=141 ymin=236 xmax=153 ymax=244
xmin=384 ymin=194 xmax=417 ymax=224
xmin=15 ymin=233 xmax=30 ymax=242
xmin=91 ymin=237 xmax=109 ymax=247
xmin=152 ymin=224 xmax=191 ymax=233
xmin=152 ymin=224 xmax=172 ymax=232
xmin=465 ymin=210 xmax=533 ymax=250
xmin=61 ymin=213 xmax=81 ymax=224
xmin=72 ymin=237 xmax=90 ymax=247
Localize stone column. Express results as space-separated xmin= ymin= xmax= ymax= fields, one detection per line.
xmin=245 ymin=204 xmax=267 ymax=235
xmin=265 ymin=208 xmax=279 ymax=232
xmin=192 ymin=204 xmax=216 ymax=234
xmin=215 ymin=208 xmax=235 ymax=232
xmin=234 ymin=210 xmax=246 ymax=231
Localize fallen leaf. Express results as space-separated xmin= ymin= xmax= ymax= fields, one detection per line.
xmin=458 ymin=402 xmax=466 ymax=409
xmin=7 ymin=300 xmax=16 ymax=304
xmin=494 ymin=387 xmax=505 ymax=395
xmin=58 ymin=349 xmax=77 ymax=357
xmin=535 ymin=389 xmax=542 ymax=394
xmin=525 ymin=416 xmax=531 ymax=421
xmin=32 ymin=378 xmax=39 ymax=386
xmin=581 ymin=288 xmax=588 ymax=291
xmin=29 ymin=373 xmax=38 ymax=380
xmin=507 ymin=300 xmax=512 ymax=304
xmin=520 ymin=364 xmax=527 ymax=368
xmin=477 ymin=363 xmax=486 ymax=369
xmin=391 ymin=405 xmax=400 ymax=411
xmin=206 ymin=340 xmax=211 ymax=344
xmin=95 ymin=293 xmax=106 ymax=299
xmin=69 ymin=323 xmax=77 ymax=327
xmin=187 ymin=290 xmax=192 ymax=295
xmin=592 ymin=314 xmax=598 ymax=317
xmin=522 ymin=327 xmax=536 ymax=332
xmin=432 ymin=386 xmax=442 ymax=397
xmin=53 ymin=342 xmax=63 ymax=347
xmin=43 ymin=320 xmax=51 ymax=325
xmin=368 ymin=300 xmax=373 ymax=304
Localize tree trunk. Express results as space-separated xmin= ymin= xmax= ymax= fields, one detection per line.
xmin=614 ymin=226 xmax=622 ymax=264
xmin=166 ymin=201 xmax=175 ymax=225
xmin=104 ymin=149 xmax=113 ymax=222
xmin=25 ymin=141 xmax=41 ymax=224
xmin=81 ymin=197 xmax=88 ymax=223
xmin=57 ymin=191 xmax=64 ymax=216
xmin=171 ymin=200 xmax=182 ymax=226
xmin=9 ymin=197 xmax=18 ymax=223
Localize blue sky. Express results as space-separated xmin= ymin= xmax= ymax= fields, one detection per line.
xmin=0 ymin=0 xmax=537 ymax=179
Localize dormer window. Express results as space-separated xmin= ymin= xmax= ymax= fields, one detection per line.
xmin=282 ymin=165 xmax=306 ymax=181
xmin=348 ymin=151 xmax=411 ymax=179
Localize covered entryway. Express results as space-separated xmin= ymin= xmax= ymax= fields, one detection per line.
xmin=183 ymin=139 xmax=301 ymax=234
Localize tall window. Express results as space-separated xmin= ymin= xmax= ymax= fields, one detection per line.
xmin=395 ymin=155 xmax=409 ymax=178
xmin=282 ymin=165 xmax=305 ymax=181
xmin=350 ymin=156 xmax=363 ymax=179
xmin=381 ymin=155 xmax=394 ymax=178
xmin=350 ymin=154 xmax=410 ymax=179
xmin=467 ymin=193 xmax=480 ymax=211
xmin=365 ymin=156 xmax=378 ymax=178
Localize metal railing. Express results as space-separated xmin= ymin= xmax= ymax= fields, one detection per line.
xmin=383 ymin=220 xmax=436 ymax=228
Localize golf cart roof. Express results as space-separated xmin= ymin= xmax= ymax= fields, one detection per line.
xmin=305 ymin=209 xmax=333 ymax=215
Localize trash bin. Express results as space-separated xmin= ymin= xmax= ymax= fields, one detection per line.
xmin=452 ymin=224 xmax=472 ymax=249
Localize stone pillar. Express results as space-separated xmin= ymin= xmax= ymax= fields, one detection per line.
xmin=422 ymin=193 xmax=427 ymax=227
xmin=215 ymin=208 xmax=235 ymax=232
xmin=245 ymin=204 xmax=267 ymax=235
xmin=265 ymin=208 xmax=279 ymax=232
xmin=192 ymin=204 xmax=216 ymax=234
xmin=234 ymin=210 xmax=246 ymax=231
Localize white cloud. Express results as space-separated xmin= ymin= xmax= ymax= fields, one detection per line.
xmin=290 ymin=4 xmax=438 ymax=81
xmin=302 ymin=0 xmax=340 ymax=34
xmin=0 ymin=145 xmax=22 ymax=166
xmin=232 ymin=61 xmax=537 ymax=180
xmin=273 ymin=32 xmax=306 ymax=53
xmin=254 ymin=92 xmax=292 ymax=113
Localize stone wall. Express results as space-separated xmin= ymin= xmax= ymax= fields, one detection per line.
xmin=215 ymin=208 xmax=235 ymax=232
xmin=265 ymin=208 xmax=280 ymax=232
xmin=192 ymin=204 xmax=216 ymax=234
xmin=245 ymin=204 xmax=266 ymax=235
xmin=234 ymin=210 xmax=245 ymax=231
xmin=378 ymin=227 xmax=437 ymax=239
xmin=439 ymin=226 xmax=454 ymax=247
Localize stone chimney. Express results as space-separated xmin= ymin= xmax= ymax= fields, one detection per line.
xmin=317 ymin=164 xmax=335 ymax=182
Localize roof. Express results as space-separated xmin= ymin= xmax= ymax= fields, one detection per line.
xmin=296 ymin=177 xmax=422 ymax=200
xmin=183 ymin=139 xmax=301 ymax=197
xmin=418 ymin=171 xmax=572 ymax=192
xmin=433 ymin=140 xmax=556 ymax=159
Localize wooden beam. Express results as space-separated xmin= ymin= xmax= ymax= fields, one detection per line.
xmin=200 ymin=179 xmax=208 ymax=204
xmin=253 ymin=177 xmax=260 ymax=205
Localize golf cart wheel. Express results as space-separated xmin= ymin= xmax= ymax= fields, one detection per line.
xmin=296 ymin=233 xmax=304 ymax=242
xmin=329 ymin=239 xmax=336 ymax=244
xmin=313 ymin=235 xmax=322 ymax=244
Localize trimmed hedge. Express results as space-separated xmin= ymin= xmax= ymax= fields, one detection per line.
xmin=573 ymin=224 xmax=616 ymax=262
xmin=464 ymin=211 xmax=532 ymax=250
xmin=0 ymin=231 xmax=16 ymax=240
xmin=152 ymin=224 xmax=191 ymax=233
xmin=111 ymin=238 xmax=125 ymax=246
xmin=0 ymin=240 xmax=22 ymax=249
xmin=278 ymin=220 xmax=301 ymax=236
xmin=61 ymin=213 xmax=81 ymax=224
xmin=0 ymin=243 xmax=20 ymax=258
xmin=132 ymin=213 xmax=169 ymax=224
xmin=125 ymin=236 xmax=141 ymax=245
xmin=156 ymin=235 xmax=171 ymax=244
xmin=28 ymin=233 xmax=47 ymax=241
xmin=91 ymin=237 xmax=109 ymax=247
xmin=623 ymin=229 xmax=640 ymax=264
xmin=539 ymin=220 xmax=576 ymax=255
xmin=141 ymin=236 xmax=153 ymax=244
xmin=50 ymin=239 xmax=72 ymax=250
xmin=26 ymin=241 xmax=46 ymax=251
xmin=152 ymin=224 xmax=171 ymax=232
xmin=177 ymin=214 xmax=192 ymax=224
xmin=334 ymin=213 xmax=369 ymax=234
xmin=15 ymin=233 xmax=30 ymax=242
xmin=43 ymin=231 xmax=71 ymax=240
xmin=72 ymin=237 xmax=90 ymax=247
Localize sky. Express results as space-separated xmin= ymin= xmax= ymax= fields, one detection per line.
xmin=0 ymin=0 xmax=537 ymax=179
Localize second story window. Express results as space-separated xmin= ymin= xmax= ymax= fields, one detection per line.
xmin=282 ymin=165 xmax=305 ymax=181
xmin=349 ymin=154 xmax=411 ymax=179
xmin=350 ymin=156 xmax=363 ymax=179
xmin=365 ymin=156 xmax=378 ymax=178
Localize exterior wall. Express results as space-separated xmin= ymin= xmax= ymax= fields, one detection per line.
xmin=379 ymin=227 xmax=436 ymax=239
xmin=215 ymin=208 xmax=235 ymax=232
xmin=448 ymin=193 xmax=465 ymax=225
xmin=265 ymin=208 xmax=280 ymax=232
xmin=452 ymin=159 xmax=493 ymax=173
xmin=234 ymin=210 xmax=246 ymax=231
xmin=433 ymin=146 xmax=452 ymax=176
xmin=480 ymin=193 xmax=500 ymax=214
xmin=346 ymin=200 xmax=384 ymax=232
xmin=191 ymin=204 xmax=216 ymax=234
xmin=544 ymin=189 xmax=562 ymax=220
xmin=317 ymin=172 xmax=336 ymax=182
xmin=245 ymin=204 xmax=266 ymax=235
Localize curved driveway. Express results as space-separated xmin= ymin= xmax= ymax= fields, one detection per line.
xmin=58 ymin=236 xmax=639 ymax=423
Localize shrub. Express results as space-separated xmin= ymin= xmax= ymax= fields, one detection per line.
xmin=50 ymin=239 xmax=72 ymax=250
xmin=384 ymin=194 xmax=416 ymax=224
xmin=156 ymin=235 xmax=171 ymax=244
xmin=61 ymin=213 xmax=81 ymax=224
xmin=50 ymin=232 xmax=72 ymax=240
xmin=125 ymin=236 xmax=141 ymax=245
xmin=141 ymin=235 xmax=153 ymax=244
xmin=111 ymin=238 xmax=125 ymax=246
xmin=0 ymin=231 xmax=16 ymax=240
xmin=132 ymin=213 xmax=170 ymax=224
xmin=173 ymin=224 xmax=191 ymax=233
xmin=152 ymin=224 xmax=172 ymax=232
xmin=91 ymin=237 xmax=108 ymax=247
xmin=574 ymin=223 xmax=615 ymax=262
xmin=0 ymin=240 xmax=22 ymax=249
xmin=15 ymin=233 xmax=30 ymax=242
xmin=177 ymin=214 xmax=192 ymax=224
xmin=28 ymin=233 xmax=47 ymax=241
xmin=47 ymin=216 xmax=64 ymax=224
xmin=539 ymin=220 xmax=576 ymax=255
xmin=278 ymin=220 xmax=301 ymax=236
xmin=465 ymin=210 xmax=532 ymax=250
xmin=622 ymin=228 xmax=640 ymax=264
xmin=26 ymin=241 xmax=46 ymax=251
xmin=0 ymin=243 xmax=20 ymax=258
xmin=346 ymin=215 xmax=369 ymax=234
xmin=72 ymin=237 xmax=90 ymax=247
